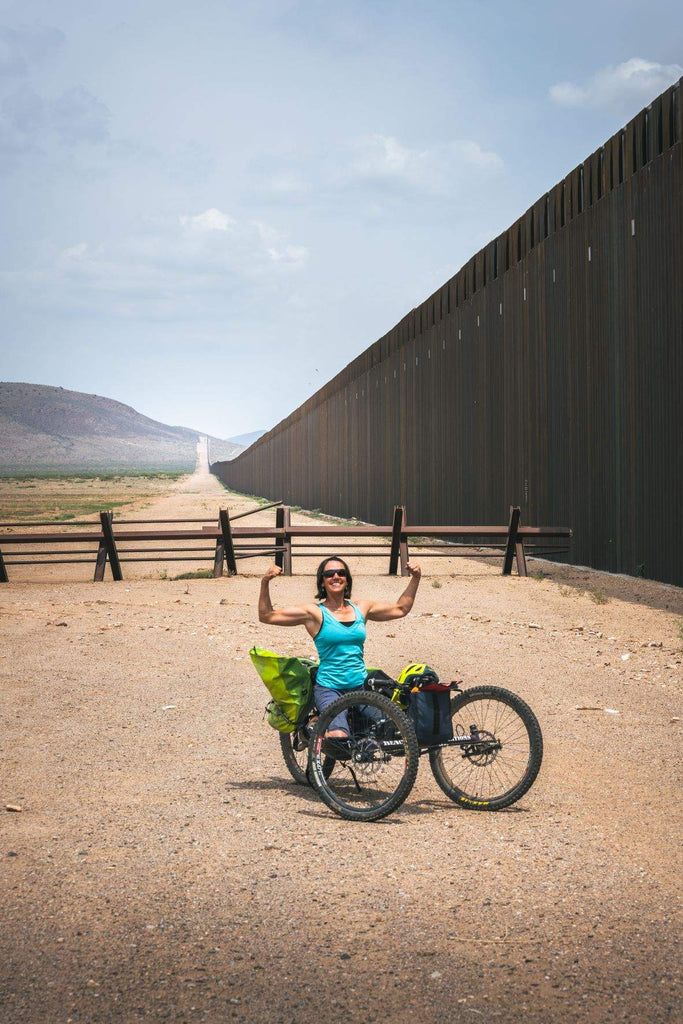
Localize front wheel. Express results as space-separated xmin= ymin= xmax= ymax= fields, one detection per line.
xmin=308 ymin=691 xmax=420 ymax=822
xmin=429 ymin=686 xmax=543 ymax=810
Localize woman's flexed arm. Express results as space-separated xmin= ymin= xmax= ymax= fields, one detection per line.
xmin=359 ymin=562 xmax=422 ymax=622
xmin=258 ymin=565 xmax=319 ymax=628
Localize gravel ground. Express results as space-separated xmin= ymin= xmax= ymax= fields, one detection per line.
xmin=1 ymin=469 xmax=681 ymax=1023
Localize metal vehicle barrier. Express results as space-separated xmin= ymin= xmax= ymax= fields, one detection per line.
xmin=0 ymin=502 xmax=570 ymax=582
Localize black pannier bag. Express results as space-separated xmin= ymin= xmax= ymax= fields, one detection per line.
xmin=407 ymin=689 xmax=453 ymax=746
xmin=398 ymin=663 xmax=454 ymax=747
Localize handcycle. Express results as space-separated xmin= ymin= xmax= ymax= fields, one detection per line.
xmin=280 ymin=674 xmax=543 ymax=822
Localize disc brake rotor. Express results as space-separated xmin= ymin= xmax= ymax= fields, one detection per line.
xmin=462 ymin=729 xmax=499 ymax=766
xmin=349 ymin=738 xmax=386 ymax=776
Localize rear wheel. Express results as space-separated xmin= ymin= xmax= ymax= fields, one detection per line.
xmin=279 ymin=725 xmax=313 ymax=785
xmin=280 ymin=716 xmax=335 ymax=786
xmin=309 ymin=691 xmax=419 ymax=821
xmin=429 ymin=686 xmax=543 ymax=810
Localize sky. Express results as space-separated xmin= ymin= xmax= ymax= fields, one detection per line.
xmin=0 ymin=1 xmax=681 ymax=439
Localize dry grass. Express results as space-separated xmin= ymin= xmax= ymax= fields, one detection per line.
xmin=0 ymin=473 xmax=184 ymax=523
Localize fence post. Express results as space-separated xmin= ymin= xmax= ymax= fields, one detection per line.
xmin=99 ymin=511 xmax=123 ymax=581
xmin=282 ymin=505 xmax=292 ymax=576
xmin=93 ymin=534 xmax=108 ymax=581
xmin=515 ymin=537 xmax=528 ymax=577
xmin=389 ymin=505 xmax=409 ymax=576
xmin=389 ymin=505 xmax=403 ymax=575
xmin=503 ymin=506 xmax=521 ymax=575
xmin=213 ymin=512 xmax=225 ymax=578
xmin=399 ymin=506 xmax=410 ymax=576
xmin=0 ymin=545 xmax=8 ymax=583
xmin=219 ymin=508 xmax=237 ymax=576
xmin=275 ymin=506 xmax=285 ymax=570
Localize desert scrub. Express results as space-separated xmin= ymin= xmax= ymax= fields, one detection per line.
xmin=532 ymin=569 xmax=547 ymax=580
xmin=588 ymin=588 xmax=608 ymax=605
xmin=172 ymin=569 xmax=215 ymax=580
xmin=431 ymin=579 xmax=442 ymax=588
xmin=0 ymin=473 xmax=187 ymax=521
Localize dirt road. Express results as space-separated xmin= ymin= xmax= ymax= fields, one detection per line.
xmin=1 ymin=472 xmax=681 ymax=1022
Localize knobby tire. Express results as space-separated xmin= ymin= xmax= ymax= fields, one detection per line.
xmin=309 ymin=690 xmax=419 ymax=822
xmin=429 ymin=685 xmax=543 ymax=810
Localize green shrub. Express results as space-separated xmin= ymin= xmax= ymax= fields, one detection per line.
xmin=172 ymin=569 xmax=215 ymax=580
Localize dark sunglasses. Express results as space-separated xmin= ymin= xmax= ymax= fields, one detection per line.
xmin=322 ymin=568 xmax=347 ymax=579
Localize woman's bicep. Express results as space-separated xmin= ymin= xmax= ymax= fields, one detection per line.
xmin=364 ymin=601 xmax=404 ymax=622
xmin=260 ymin=603 xmax=314 ymax=626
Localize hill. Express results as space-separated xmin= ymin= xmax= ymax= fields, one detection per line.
xmin=0 ymin=383 xmax=243 ymax=473
xmin=226 ymin=429 xmax=266 ymax=447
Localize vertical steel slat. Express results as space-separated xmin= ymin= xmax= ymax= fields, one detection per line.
xmin=211 ymin=78 xmax=683 ymax=587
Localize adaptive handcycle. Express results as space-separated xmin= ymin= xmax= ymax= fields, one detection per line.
xmin=279 ymin=672 xmax=543 ymax=822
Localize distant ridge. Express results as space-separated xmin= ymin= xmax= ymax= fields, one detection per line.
xmin=226 ymin=429 xmax=266 ymax=447
xmin=0 ymin=382 xmax=244 ymax=473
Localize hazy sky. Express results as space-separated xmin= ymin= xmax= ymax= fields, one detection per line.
xmin=1 ymin=1 xmax=681 ymax=438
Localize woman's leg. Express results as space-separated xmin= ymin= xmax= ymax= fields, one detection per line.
xmin=313 ymin=683 xmax=349 ymax=736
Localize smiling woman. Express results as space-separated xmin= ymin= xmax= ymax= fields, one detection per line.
xmin=257 ymin=554 xmax=421 ymax=737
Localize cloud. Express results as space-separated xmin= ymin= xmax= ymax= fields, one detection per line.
xmin=0 ymin=83 xmax=111 ymax=169
xmin=179 ymin=208 xmax=234 ymax=232
xmin=2 ymin=84 xmax=46 ymax=133
xmin=344 ymin=133 xmax=503 ymax=194
xmin=50 ymin=85 xmax=111 ymax=144
xmin=0 ymin=85 xmax=45 ymax=166
xmin=0 ymin=24 xmax=64 ymax=79
xmin=0 ymin=210 xmax=309 ymax=321
xmin=253 ymin=220 xmax=309 ymax=264
xmin=549 ymin=58 xmax=683 ymax=109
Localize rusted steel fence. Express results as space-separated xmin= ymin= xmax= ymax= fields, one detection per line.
xmin=213 ymin=80 xmax=682 ymax=587
xmin=0 ymin=504 xmax=570 ymax=581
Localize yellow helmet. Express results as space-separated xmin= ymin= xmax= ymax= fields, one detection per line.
xmin=397 ymin=663 xmax=440 ymax=690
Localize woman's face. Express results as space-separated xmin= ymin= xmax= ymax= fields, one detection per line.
xmin=322 ymin=559 xmax=347 ymax=599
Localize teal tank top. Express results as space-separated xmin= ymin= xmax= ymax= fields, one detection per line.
xmin=313 ymin=602 xmax=367 ymax=691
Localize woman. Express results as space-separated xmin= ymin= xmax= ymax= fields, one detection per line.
xmin=258 ymin=556 xmax=421 ymax=737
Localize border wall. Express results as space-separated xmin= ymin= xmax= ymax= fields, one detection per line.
xmin=214 ymin=80 xmax=683 ymax=587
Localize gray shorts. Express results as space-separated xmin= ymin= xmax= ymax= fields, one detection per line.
xmin=313 ymin=682 xmax=383 ymax=736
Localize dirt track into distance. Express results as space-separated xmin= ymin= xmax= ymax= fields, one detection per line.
xmin=1 ymin=468 xmax=681 ymax=1023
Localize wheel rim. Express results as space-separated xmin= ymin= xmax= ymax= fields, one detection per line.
xmin=435 ymin=694 xmax=534 ymax=802
xmin=310 ymin=696 xmax=413 ymax=817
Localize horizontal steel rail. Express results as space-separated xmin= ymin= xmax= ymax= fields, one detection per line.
xmin=0 ymin=503 xmax=569 ymax=582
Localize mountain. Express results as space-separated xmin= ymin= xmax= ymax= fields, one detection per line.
xmin=226 ymin=429 xmax=266 ymax=447
xmin=0 ymin=382 xmax=244 ymax=473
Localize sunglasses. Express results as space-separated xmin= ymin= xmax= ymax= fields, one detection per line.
xmin=322 ymin=568 xmax=347 ymax=579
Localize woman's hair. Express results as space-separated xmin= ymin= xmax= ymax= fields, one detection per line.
xmin=315 ymin=555 xmax=353 ymax=601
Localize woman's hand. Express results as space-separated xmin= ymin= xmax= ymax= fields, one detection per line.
xmin=262 ymin=564 xmax=283 ymax=583
xmin=406 ymin=561 xmax=421 ymax=579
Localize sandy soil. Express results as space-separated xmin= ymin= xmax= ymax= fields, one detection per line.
xmin=1 ymin=466 xmax=681 ymax=1023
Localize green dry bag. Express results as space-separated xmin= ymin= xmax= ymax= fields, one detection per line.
xmin=249 ymin=646 xmax=317 ymax=733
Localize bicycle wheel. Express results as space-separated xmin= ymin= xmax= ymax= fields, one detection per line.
xmin=279 ymin=723 xmax=313 ymax=785
xmin=308 ymin=691 xmax=420 ymax=822
xmin=429 ymin=686 xmax=543 ymax=810
xmin=279 ymin=715 xmax=335 ymax=786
